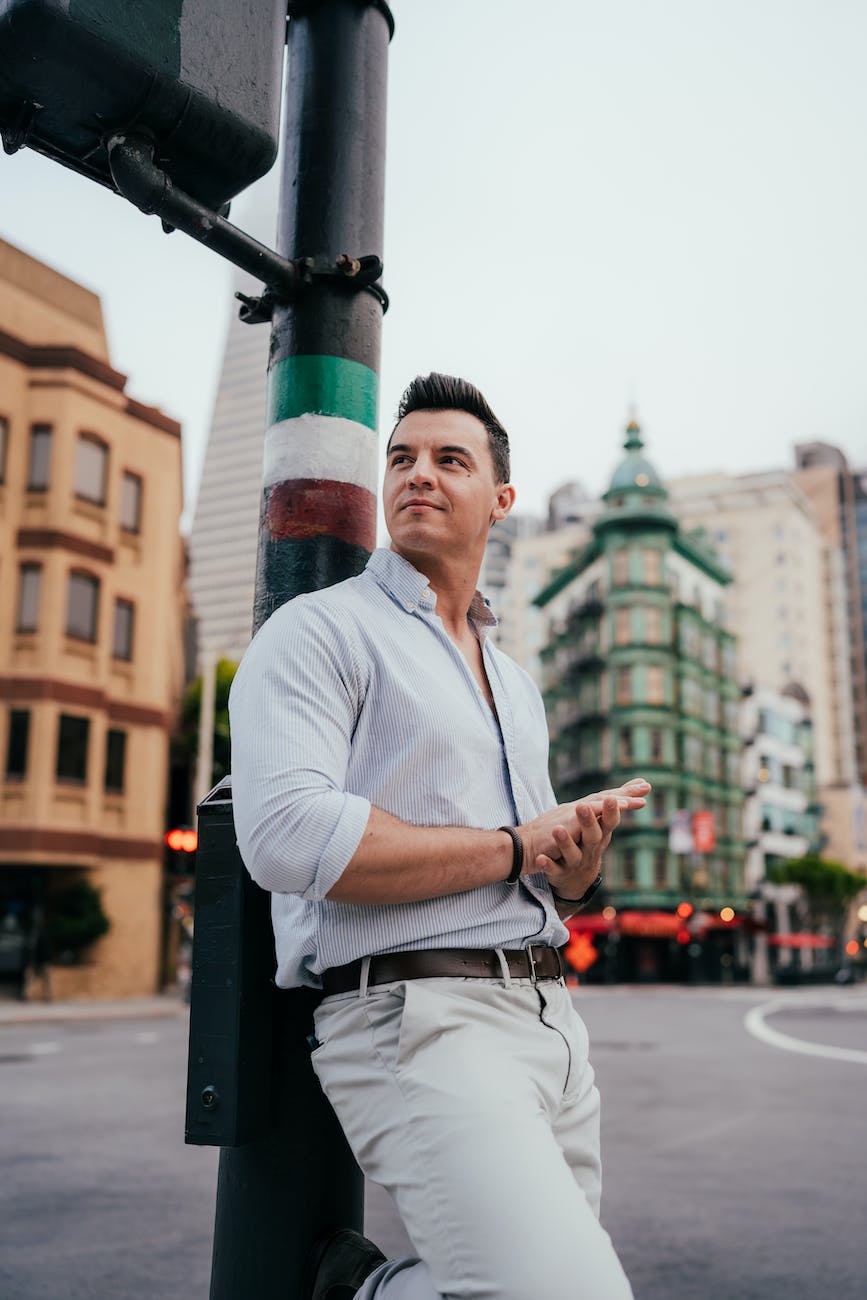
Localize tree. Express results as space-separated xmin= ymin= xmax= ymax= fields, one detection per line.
xmin=174 ymin=658 xmax=238 ymax=788
xmin=45 ymin=880 xmax=110 ymax=963
xmin=768 ymin=855 xmax=864 ymax=932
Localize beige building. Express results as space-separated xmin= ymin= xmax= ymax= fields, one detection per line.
xmin=0 ymin=238 xmax=187 ymax=999
xmin=667 ymin=468 xmax=863 ymax=871
xmin=793 ymin=442 xmax=867 ymax=790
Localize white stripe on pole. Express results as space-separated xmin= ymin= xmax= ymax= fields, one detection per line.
xmin=263 ymin=414 xmax=379 ymax=494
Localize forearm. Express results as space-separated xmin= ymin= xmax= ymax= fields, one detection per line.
xmin=326 ymin=805 xmax=514 ymax=904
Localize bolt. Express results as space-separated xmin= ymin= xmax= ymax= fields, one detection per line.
xmin=201 ymin=1085 xmax=219 ymax=1111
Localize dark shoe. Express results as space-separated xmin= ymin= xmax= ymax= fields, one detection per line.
xmin=303 ymin=1228 xmax=388 ymax=1300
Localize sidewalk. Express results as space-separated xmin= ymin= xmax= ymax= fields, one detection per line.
xmin=0 ymin=992 xmax=188 ymax=1027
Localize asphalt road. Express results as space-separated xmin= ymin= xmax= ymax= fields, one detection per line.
xmin=1 ymin=985 xmax=865 ymax=1299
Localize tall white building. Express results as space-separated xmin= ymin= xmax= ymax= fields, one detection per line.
xmin=187 ymin=178 xmax=277 ymax=662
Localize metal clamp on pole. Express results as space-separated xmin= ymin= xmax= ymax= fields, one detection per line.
xmin=236 ymin=253 xmax=388 ymax=323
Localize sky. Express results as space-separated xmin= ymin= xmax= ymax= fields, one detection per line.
xmin=2 ymin=0 xmax=866 ymax=529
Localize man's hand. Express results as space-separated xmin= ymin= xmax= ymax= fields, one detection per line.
xmin=518 ymin=777 xmax=651 ymax=903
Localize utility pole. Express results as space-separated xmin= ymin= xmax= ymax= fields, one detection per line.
xmin=206 ymin=4 xmax=392 ymax=1297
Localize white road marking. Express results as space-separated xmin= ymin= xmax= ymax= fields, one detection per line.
xmin=29 ymin=1041 xmax=61 ymax=1056
xmin=744 ymin=998 xmax=867 ymax=1065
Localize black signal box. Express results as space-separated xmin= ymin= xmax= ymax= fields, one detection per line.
xmin=0 ymin=0 xmax=285 ymax=209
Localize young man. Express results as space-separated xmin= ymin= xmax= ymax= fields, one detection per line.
xmin=230 ymin=374 xmax=645 ymax=1299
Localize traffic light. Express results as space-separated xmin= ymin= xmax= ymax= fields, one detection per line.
xmin=165 ymin=826 xmax=198 ymax=875
xmin=0 ymin=0 xmax=286 ymax=209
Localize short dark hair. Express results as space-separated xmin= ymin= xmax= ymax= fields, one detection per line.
xmin=392 ymin=372 xmax=511 ymax=484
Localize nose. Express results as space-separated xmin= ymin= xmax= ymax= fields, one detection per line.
xmin=408 ymin=454 xmax=436 ymax=489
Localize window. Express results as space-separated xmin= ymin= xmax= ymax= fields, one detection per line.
xmin=616 ymin=667 xmax=632 ymax=705
xmin=27 ymin=425 xmax=52 ymax=490
xmin=646 ymin=666 xmax=665 ymax=705
xmin=654 ymin=850 xmax=668 ymax=887
xmin=0 ymin=414 xmax=7 ymax=482
xmin=74 ymin=433 xmax=108 ymax=505
xmin=17 ymin=564 xmax=41 ymax=633
xmin=112 ymin=599 xmax=134 ymax=661
xmin=650 ymin=728 xmax=664 ymax=762
xmin=614 ymin=608 xmax=631 ymax=645
xmin=645 ymin=607 xmax=662 ymax=643
xmin=56 ymin=714 xmax=90 ymax=782
xmin=104 ymin=729 xmax=127 ymax=793
xmin=120 ymin=471 xmax=143 ymax=533
xmin=622 ymin=849 xmax=637 ymax=886
xmin=618 ymin=727 xmax=633 ymax=763
xmin=643 ymin=549 xmax=662 ymax=585
xmin=5 ymin=710 xmax=29 ymax=778
xmin=613 ymin=550 xmax=629 ymax=586
xmin=652 ymin=790 xmax=666 ymax=822
xmin=66 ymin=572 xmax=100 ymax=642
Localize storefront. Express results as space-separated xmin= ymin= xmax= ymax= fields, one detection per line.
xmin=566 ymin=907 xmax=749 ymax=983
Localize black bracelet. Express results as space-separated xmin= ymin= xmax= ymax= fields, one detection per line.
xmin=551 ymin=872 xmax=603 ymax=908
xmin=498 ymin=825 xmax=524 ymax=883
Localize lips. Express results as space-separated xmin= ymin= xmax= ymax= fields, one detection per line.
xmin=401 ymin=499 xmax=442 ymax=511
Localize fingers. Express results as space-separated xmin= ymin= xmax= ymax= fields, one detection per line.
xmin=551 ymin=824 xmax=582 ymax=864
xmin=581 ymin=778 xmax=651 ymax=803
xmin=577 ymin=803 xmax=602 ymax=844
xmin=599 ymin=796 xmax=622 ymax=836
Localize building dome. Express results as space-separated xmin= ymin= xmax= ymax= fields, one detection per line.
xmin=605 ymin=420 xmax=666 ymax=497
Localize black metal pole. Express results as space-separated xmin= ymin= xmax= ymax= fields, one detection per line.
xmin=207 ymin=5 xmax=390 ymax=1296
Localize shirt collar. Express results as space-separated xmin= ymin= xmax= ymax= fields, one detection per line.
xmin=366 ymin=547 xmax=498 ymax=630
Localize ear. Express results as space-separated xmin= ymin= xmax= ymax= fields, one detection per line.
xmin=490 ymin=483 xmax=516 ymax=525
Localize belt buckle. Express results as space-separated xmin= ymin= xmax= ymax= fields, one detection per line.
xmin=526 ymin=944 xmax=539 ymax=984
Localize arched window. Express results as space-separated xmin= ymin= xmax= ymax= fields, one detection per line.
xmin=74 ymin=432 xmax=108 ymax=505
xmin=17 ymin=564 xmax=42 ymax=632
xmin=66 ymin=570 xmax=100 ymax=642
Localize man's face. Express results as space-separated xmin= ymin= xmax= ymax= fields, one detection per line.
xmin=383 ymin=408 xmax=512 ymax=563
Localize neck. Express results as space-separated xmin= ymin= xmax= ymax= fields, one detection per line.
xmin=392 ymin=544 xmax=484 ymax=635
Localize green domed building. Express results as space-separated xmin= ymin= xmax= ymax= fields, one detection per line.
xmin=536 ymin=420 xmax=748 ymax=982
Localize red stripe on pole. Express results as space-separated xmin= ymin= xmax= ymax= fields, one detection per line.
xmin=265 ymin=479 xmax=377 ymax=551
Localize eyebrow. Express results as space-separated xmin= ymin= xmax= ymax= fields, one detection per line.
xmin=388 ymin=443 xmax=477 ymax=461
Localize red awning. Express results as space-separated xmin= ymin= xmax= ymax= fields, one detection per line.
xmin=617 ymin=910 xmax=683 ymax=938
xmin=767 ymin=933 xmax=835 ymax=949
xmin=567 ymin=914 xmax=613 ymax=936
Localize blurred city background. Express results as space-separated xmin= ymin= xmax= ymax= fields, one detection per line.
xmin=0 ymin=3 xmax=865 ymax=1297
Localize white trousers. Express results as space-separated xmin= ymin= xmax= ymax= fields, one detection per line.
xmin=312 ymin=968 xmax=634 ymax=1300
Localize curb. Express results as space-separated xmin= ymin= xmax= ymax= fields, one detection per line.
xmin=0 ymin=997 xmax=188 ymax=1027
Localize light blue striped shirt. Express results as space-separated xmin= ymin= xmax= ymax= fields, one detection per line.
xmin=229 ymin=547 xmax=568 ymax=988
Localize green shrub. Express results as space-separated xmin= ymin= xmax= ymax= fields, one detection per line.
xmin=46 ymin=880 xmax=110 ymax=960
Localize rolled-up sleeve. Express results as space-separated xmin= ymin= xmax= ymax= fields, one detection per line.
xmin=229 ymin=599 xmax=372 ymax=898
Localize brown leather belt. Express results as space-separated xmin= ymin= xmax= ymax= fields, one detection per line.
xmin=321 ymin=944 xmax=566 ymax=996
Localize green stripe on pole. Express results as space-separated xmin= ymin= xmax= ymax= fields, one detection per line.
xmin=267 ymin=355 xmax=378 ymax=430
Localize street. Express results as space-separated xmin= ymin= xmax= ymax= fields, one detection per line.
xmin=1 ymin=986 xmax=865 ymax=1300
